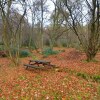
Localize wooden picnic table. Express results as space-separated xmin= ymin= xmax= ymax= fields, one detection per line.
xmin=24 ymin=60 xmax=55 ymax=69
xmin=29 ymin=60 xmax=50 ymax=66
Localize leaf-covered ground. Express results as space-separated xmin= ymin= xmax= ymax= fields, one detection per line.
xmin=0 ymin=48 xmax=100 ymax=100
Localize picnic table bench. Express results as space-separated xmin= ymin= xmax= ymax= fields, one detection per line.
xmin=24 ymin=60 xmax=55 ymax=69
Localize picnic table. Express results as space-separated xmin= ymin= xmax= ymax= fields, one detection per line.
xmin=24 ymin=60 xmax=55 ymax=69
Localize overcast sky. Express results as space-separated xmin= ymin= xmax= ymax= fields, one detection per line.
xmin=13 ymin=0 xmax=55 ymax=25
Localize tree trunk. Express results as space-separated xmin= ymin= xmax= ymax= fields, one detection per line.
xmin=86 ymin=48 xmax=97 ymax=61
xmin=49 ymin=38 xmax=56 ymax=50
xmin=40 ymin=0 xmax=44 ymax=52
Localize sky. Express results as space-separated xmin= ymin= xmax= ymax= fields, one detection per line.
xmin=12 ymin=0 xmax=55 ymax=25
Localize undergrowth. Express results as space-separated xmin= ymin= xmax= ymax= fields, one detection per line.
xmin=57 ymin=68 xmax=100 ymax=83
xmin=42 ymin=48 xmax=59 ymax=57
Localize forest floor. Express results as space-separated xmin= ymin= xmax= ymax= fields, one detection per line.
xmin=0 ymin=48 xmax=100 ymax=100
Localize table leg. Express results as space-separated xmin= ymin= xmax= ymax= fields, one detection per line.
xmin=25 ymin=66 xmax=28 ymax=70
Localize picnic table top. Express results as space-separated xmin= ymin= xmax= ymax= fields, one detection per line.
xmin=29 ymin=60 xmax=50 ymax=63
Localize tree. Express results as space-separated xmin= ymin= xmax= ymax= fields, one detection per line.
xmin=26 ymin=0 xmax=49 ymax=52
xmin=54 ymin=0 xmax=100 ymax=61
xmin=48 ymin=0 xmax=69 ymax=49
xmin=0 ymin=0 xmax=26 ymax=65
xmin=25 ymin=0 xmax=39 ymax=52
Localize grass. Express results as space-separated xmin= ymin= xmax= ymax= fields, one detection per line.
xmin=77 ymin=72 xmax=88 ymax=79
xmin=58 ymin=67 xmax=100 ymax=83
xmin=52 ymin=92 xmax=62 ymax=100
xmin=93 ymin=75 xmax=100 ymax=82
xmin=82 ymin=59 xmax=99 ymax=63
xmin=18 ymin=75 xmax=27 ymax=80
xmin=31 ymin=55 xmax=39 ymax=60
xmin=97 ymin=85 xmax=100 ymax=99
xmin=0 ymin=88 xmax=2 ymax=93
xmin=77 ymin=72 xmax=100 ymax=83
xmin=0 ymin=97 xmax=6 ymax=100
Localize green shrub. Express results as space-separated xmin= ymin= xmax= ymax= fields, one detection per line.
xmin=42 ymin=48 xmax=59 ymax=57
xmin=0 ymin=42 xmax=4 ymax=45
xmin=19 ymin=50 xmax=30 ymax=57
xmin=61 ymin=42 xmax=67 ymax=47
xmin=11 ymin=48 xmax=30 ymax=58
xmin=11 ymin=48 xmax=17 ymax=56
xmin=0 ymin=45 xmax=4 ymax=51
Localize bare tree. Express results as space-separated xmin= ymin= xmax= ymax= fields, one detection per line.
xmin=53 ymin=0 xmax=100 ymax=61
xmin=47 ymin=0 xmax=69 ymax=49
xmin=26 ymin=0 xmax=49 ymax=52
xmin=25 ymin=0 xmax=39 ymax=52
xmin=0 ymin=0 xmax=26 ymax=65
xmin=39 ymin=0 xmax=48 ymax=52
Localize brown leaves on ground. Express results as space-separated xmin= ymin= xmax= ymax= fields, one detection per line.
xmin=0 ymin=48 xmax=100 ymax=100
